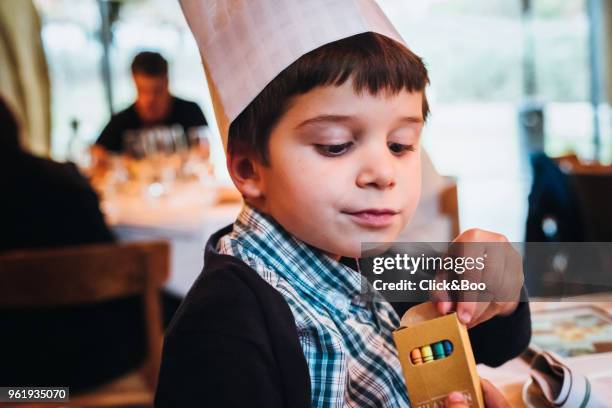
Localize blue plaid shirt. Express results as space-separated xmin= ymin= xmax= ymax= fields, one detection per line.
xmin=217 ymin=204 xmax=410 ymax=407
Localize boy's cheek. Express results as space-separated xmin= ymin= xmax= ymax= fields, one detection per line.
xmin=396 ymin=190 xmax=421 ymax=234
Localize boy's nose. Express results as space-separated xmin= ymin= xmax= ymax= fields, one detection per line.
xmin=356 ymin=151 xmax=396 ymax=190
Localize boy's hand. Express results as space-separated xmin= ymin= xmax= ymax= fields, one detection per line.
xmin=433 ymin=229 xmax=524 ymax=328
xmin=446 ymin=379 xmax=510 ymax=408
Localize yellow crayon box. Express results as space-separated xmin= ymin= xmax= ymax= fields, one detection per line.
xmin=392 ymin=302 xmax=484 ymax=408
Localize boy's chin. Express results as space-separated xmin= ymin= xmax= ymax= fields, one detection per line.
xmin=323 ymin=240 xmax=397 ymax=260
xmin=300 ymin=222 xmax=407 ymax=260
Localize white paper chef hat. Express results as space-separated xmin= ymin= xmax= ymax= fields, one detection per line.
xmin=179 ymin=0 xmax=405 ymax=150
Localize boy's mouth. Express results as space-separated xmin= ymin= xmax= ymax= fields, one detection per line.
xmin=343 ymin=208 xmax=399 ymax=228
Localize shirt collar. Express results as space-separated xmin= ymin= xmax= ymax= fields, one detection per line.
xmin=227 ymin=204 xmax=368 ymax=310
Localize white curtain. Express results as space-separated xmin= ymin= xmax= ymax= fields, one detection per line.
xmin=0 ymin=0 xmax=50 ymax=156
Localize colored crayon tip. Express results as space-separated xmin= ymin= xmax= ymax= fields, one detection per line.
xmin=443 ymin=340 xmax=453 ymax=356
xmin=432 ymin=341 xmax=445 ymax=359
xmin=420 ymin=345 xmax=433 ymax=362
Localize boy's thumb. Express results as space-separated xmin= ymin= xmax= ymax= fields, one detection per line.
xmin=445 ymin=391 xmax=468 ymax=408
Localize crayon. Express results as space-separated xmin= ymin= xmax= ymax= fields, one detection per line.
xmin=432 ymin=341 xmax=445 ymax=360
xmin=420 ymin=345 xmax=433 ymax=363
xmin=410 ymin=348 xmax=423 ymax=365
xmin=443 ymin=340 xmax=453 ymax=356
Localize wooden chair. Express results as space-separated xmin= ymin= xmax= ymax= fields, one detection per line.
xmin=550 ymin=154 xmax=612 ymax=241
xmin=554 ymin=153 xmax=612 ymax=175
xmin=0 ymin=241 xmax=170 ymax=408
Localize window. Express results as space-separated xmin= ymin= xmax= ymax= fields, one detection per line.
xmin=379 ymin=0 xmax=598 ymax=240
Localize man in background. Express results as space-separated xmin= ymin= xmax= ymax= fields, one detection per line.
xmin=94 ymin=51 xmax=207 ymax=156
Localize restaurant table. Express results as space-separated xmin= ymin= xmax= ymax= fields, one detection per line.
xmin=478 ymin=293 xmax=612 ymax=407
xmin=102 ymin=183 xmax=242 ymax=296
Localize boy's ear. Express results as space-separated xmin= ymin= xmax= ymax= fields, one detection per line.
xmin=227 ymin=151 xmax=264 ymax=201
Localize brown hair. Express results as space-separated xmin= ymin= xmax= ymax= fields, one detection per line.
xmin=228 ymin=32 xmax=430 ymax=164
xmin=131 ymin=51 xmax=168 ymax=77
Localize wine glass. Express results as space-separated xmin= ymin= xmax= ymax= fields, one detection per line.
xmin=123 ymin=130 xmax=147 ymax=159
xmin=185 ymin=126 xmax=213 ymax=185
xmin=187 ymin=126 xmax=211 ymax=161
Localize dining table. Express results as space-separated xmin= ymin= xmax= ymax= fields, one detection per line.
xmin=478 ymin=293 xmax=612 ymax=407
xmin=101 ymin=181 xmax=243 ymax=296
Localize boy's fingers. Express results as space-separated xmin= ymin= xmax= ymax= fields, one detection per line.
xmin=467 ymin=301 xmax=494 ymax=328
xmin=446 ymin=380 xmax=512 ymax=408
xmin=481 ymin=379 xmax=511 ymax=408
xmin=435 ymin=300 xmax=452 ymax=315
xmin=468 ymin=303 xmax=500 ymax=327
xmin=456 ymin=301 xmax=476 ymax=325
xmin=431 ymin=267 xmax=453 ymax=308
xmin=445 ymin=391 xmax=468 ymax=408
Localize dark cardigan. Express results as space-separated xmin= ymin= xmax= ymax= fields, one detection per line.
xmin=155 ymin=225 xmax=531 ymax=407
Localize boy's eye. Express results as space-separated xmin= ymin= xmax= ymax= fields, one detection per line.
xmin=388 ymin=142 xmax=415 ymax=155
xmin=315 ymin=142 xmax=353 ymax=156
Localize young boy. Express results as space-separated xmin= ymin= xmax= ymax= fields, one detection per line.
xmin=155 ymin=1 xmax=530 ymax=407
